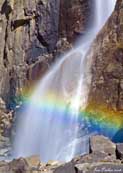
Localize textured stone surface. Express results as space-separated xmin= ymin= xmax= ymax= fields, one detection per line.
xmin=87 ymin=0 xmax=123 ymax=114
xmin=0 ymin=0 xmax=90 ymax=111
xmin=59 ymin=0 xmax=91 ymax=42
xmin=0 ymin=0 xmax=60 ymax=109
xmin=83 ymin=0 xmax=123 ymax=144
xmin=54 ymin=162 xmax=75 ymax=173
xmin=0 ymin=0 xmax=90 ymax=139
xmin=90 ymin=135 xmax=116 ymax=156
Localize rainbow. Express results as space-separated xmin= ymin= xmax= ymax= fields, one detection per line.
xmin=17 ymin=87 xmax=123 ymax=143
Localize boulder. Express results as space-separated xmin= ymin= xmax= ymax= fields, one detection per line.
xmin=90 ymin=135 xmax=116 ymax=157
xmin=73 ymin=152 xmax=119 ymax=164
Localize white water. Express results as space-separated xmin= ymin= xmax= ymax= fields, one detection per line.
xmin=95 ymin=0 xmax=116 ymax=29
xmin=14 ymin=0 xmax=116 ymax=162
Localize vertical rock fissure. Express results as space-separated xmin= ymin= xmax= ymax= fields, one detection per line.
xmin=3 ymin=15 xmax=9 ymax=68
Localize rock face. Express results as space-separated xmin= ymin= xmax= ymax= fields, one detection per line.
xmin=0 ymin=0 xmax=91 ymax=140
xmin=0 ymin=0 xmax=60 ymax=109
xmin=59 ymin=0 xmax=91 ymax=42
xmin=87 ymin=0 xmax=123 ymax=114
xmin=0 ymin=0 xmax=91 ymax=110
xmin=85 ymin=0 xmax=123 ymax=141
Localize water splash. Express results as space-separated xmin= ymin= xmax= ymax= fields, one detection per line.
xmin=14 ymin=0 xmax=116 ymax=162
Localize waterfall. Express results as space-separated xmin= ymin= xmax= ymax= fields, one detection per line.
xmin=13 ymin=0 xmax=116 ymax=162
xmin=94 ymin=0 xmax=116 ymax=30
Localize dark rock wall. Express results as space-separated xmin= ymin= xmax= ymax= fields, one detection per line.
xmin=59 ymin=0 xmax=91 ymax=42
xmin=0 ymin=0 xmax=90 ymax=109
xmin=87 ymin=0 xmax=123 ymax=115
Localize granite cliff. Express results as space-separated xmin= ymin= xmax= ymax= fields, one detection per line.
xmin=0 ymin=0 xmax=123 ymax=172
xmin=0 ymin=0 xmax=91 ymax=139
xmin=86 ymin=0 xmax=123 ymax=137
xmin=0 ymin=0 xmax=91 ymax=110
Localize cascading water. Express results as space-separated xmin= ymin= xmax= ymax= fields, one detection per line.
xmin=13 ymin=0 xmax=116 ymax=162
xmin=94 ymin=0 xmax=116 ymax=30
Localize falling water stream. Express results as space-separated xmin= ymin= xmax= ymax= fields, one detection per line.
xmin=14 ymin=0 xmax=116 ymax=162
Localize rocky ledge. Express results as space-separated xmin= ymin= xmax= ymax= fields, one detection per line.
xmin=0 ymin=135 xmax=123 ymax=173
